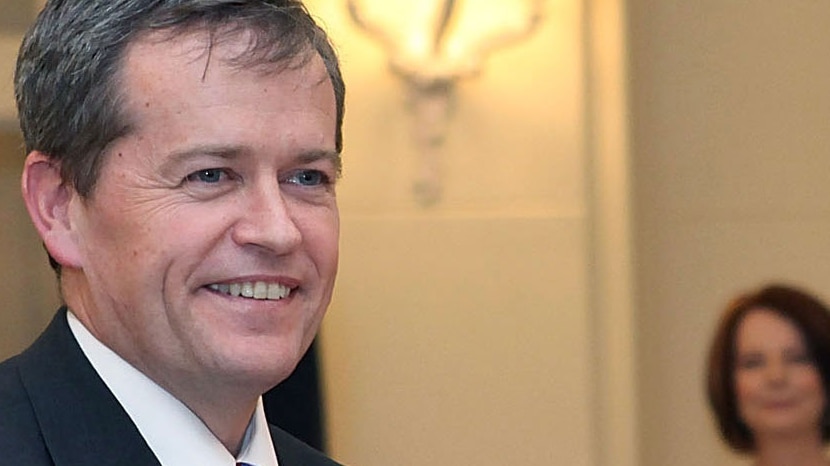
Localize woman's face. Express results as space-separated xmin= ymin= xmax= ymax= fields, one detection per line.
xmin=734 ymin=308 xmax=826 ymax=441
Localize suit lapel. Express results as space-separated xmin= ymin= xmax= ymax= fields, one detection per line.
xmin=17 ymin=310 xmax=161 ymax=466
xmin=269 ymin=424 xmax=340 ymax=466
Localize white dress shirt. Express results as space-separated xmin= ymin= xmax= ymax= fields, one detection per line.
xmin=67 ymin=310 xmax=279 ymax=466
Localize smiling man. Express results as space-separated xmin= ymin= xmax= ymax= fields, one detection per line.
xmin=0 ymin=1 xmax=345 ymax=465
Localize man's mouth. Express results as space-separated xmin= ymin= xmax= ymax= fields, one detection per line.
xmin=207 ymin=281 xmax=292 ymax=301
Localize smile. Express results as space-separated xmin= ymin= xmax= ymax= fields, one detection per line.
xmin=207 ymin=281 xmax=292 ymax=301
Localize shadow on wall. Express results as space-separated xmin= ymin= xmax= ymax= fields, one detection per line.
xmin=0 ymin=129 xmax=61 ymax=358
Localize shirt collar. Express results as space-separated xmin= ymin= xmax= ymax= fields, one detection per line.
xmin=67 ymin=310 xmax=279 ymax=466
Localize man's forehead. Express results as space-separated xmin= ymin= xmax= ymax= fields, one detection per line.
xmin=124 ymin=29 xmax=234 ymax=77
xmin=129 ymin=27 xmax=319 ymax=72
xmin=121 ymin=29 xmax=327 ymax=94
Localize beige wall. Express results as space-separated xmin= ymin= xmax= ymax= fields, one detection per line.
xmin=0 ymin=36 xmax=22 ymax=123
xmin=305 ymin=0 xmax=634 ymax=464
xmin=629 ymin=2 xmax=830 ymax=466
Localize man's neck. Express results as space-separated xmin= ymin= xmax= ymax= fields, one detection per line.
xmin=170 ymin=387 xmax=259 ymax=456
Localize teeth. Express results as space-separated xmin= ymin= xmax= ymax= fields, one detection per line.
xmin=272 ymin=285 xmax=291 ymax=299
xmin=254 ymin=282 xmax=267 ymax=299
xmin=208 ymin=281 xmax=291 ymax=301
xmin=241 ymin=282 xmax=254 ymax=298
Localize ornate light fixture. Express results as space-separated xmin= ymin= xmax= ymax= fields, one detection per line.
xmin=346 ymin=0 xmax=545 ymax=205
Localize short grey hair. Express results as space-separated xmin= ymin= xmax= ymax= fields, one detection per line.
xmin=15 ymin=0 xmax=345 ymax=198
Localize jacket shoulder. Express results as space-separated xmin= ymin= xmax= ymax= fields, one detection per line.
xmin=270 ymin=425 xmax=344 ymax=466
xmin=0 ymin=353 xmax=53 ymax=463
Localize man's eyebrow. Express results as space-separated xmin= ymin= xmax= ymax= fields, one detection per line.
xmin=162 ymin=144 xmax=246 ymax=167
xmin=299 ymin=149 xmax=343 ymax=177
xmin=160 ymin=145 xmax=342 ymax=175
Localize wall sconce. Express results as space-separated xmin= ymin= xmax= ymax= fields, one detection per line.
xmin=346 ymin=0 xmax=545 ymax=206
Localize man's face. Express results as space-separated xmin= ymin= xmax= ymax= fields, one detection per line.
xmin=66 ymin=32 xmax=339 ymax=396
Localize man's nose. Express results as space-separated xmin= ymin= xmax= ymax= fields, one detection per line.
xmin=231 ymin=182 xmax=302 ymax=254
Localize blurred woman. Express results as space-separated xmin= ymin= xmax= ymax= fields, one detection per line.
xmin=707 ymin=283 xmax=830 ymax=466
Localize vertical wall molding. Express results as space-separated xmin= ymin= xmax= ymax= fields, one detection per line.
xmin=584 ymin=0 xmax=639 ymax=465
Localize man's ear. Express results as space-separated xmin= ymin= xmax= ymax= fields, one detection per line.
xmin=21 ymin=151 xmax=83 ymax=269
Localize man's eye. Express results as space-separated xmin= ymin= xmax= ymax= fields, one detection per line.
xmin=287 ymin=169 xmax=330 ymax=187
xmin=186 ymin=168 xmax=228 ymax=184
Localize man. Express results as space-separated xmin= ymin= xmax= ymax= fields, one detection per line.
xmin=0 ymin=1 xmax=345 ymax=465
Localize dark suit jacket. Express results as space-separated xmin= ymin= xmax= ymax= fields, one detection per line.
xmin=0 ymin=309 xmax=342 ymax=465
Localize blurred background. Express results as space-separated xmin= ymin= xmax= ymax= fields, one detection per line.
xmin=2 ymin=1 xmax=830 ymax=465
